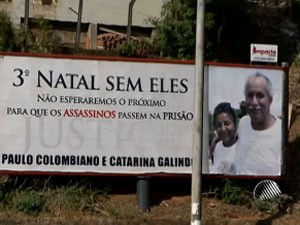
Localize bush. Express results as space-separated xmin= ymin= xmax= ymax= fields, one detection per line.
xmin=117 ymin=39 xmax=159 ymax=58
xmin=221 ymin=180 xmax=249 ymax=205
xmin=13 ymin=190 xmax=43 ymax=215
xmin=0 ymin=10 xmax=16 ymax=51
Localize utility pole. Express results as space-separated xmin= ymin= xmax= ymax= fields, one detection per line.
xmin=24 ymin=0 xmax=30 ymax=35
xmin=75 ymin=0 xmax=83 ymax=53
xmin=191 ymin=0 xmax=205 ymax=225
xmin=127 ymin=0 xmax=136 ymax=43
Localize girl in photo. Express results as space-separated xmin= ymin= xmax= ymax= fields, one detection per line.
xmin=209 ymin=102 xmax=238 ymax=175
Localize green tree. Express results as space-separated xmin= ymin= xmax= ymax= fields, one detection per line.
xmin=150 ymin=0 xmax=300 ymax=62
xmin=0 ymin=12 xmax=60 ymax=54
xmin=27 ymin=18 xmax=59 ymax=54
xmin=149 ymin=0 xmax=198 ymax=60
xmin=250 ymin=0 xmax=300 ymax=63
xmin=205 ymin=0 xmax=256 ymax=62
xmin=0 ymin=11 xmax=16 ymax=51
xmin=150 ymin=0 xmax=255 ymax=61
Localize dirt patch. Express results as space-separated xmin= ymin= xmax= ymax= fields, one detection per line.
xmin=0 ymin=193 xmax=299 ymax=225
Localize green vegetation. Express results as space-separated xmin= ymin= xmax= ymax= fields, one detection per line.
xmin=0 ymin=11 xmax=17 ymax=51
xmin=13 ymin=190 xmax=43 ymax=215
xmin=1 ymin=1 xmax=300 ymax=62
xmin=26 ymin=18 xmax=60 ymax=54
xmin=51 ymin=180 xmax=108 ymax=211
xmin=218 ymin=180 xmax=250 ymax=205
xmin=0 ymin=11 xmax=59 ymax=54
xmin=255 ymin=198 xmax=279 ymax=214
xmin=117 ymin=39 xmax=159 ymax=58
xmin=149 ymin=0 xmax=300 ymax=62
xmin=0 ymin=176 xmax=110 ymax=217
xmin=148 ymin=0 xmax=198 ymax=60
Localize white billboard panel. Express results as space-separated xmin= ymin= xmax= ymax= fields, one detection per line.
xmin=0 ymin=55 xmax=195 ymax=174
xmin=0 ymin=55 xmax=287 ymax=177
xmin=206 ymin=65 xmax=286 ymax=176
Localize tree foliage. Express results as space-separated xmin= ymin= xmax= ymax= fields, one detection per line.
xmin=0 ymin=11 xmax=60 ymax=54
xmin=1 ymin=2 xmax=300 ymax=62
xmin=250 ymin=0 xmax=300 ymax=63
xmin=0 ymin=11 xmax=17 ymax=51
xmin=150 ymin=0 xmax=198 ymax=60
xmin=27 ymin=18 xmax=59 ymax=53
xmin=150 ymin=0 xmax=300 ymax=63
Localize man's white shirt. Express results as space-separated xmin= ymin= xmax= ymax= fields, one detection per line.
xmin=236 ymin=115 xmax=282 ymax=176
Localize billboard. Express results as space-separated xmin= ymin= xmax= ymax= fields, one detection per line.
xmin=0 ymin=54 xmax=287 ymax=177
xmin=0 ymin=54 xmax=195 ymax=174
xmin=250 ymin=44 xmax=278 ymax=63
xmin=205 ymin=64 xmax=287 ymax=176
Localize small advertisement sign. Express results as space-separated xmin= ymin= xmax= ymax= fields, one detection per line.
xmin=250 ymin=44 xmax=278 ymax=63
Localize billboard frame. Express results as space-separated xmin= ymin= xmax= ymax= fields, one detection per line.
xmin=0 ymin=52 xmax=290 ymax=179
xmin=203 ymin=61 xmax=290 ymax=180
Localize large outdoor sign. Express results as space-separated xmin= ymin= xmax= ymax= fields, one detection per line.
xmin=250 ymin=44 xmax=278 ymax=63
xmin=0 ymin=54 xmax=287 ymax=177
xmin=0 ymin=54 xmax=195 ymax=174
xmin=205 ymin=64 xmax=287 ymax=176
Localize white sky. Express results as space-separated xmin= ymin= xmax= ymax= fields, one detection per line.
xmin=208 ymin=66 xmax=285 ymax=118
xmin=6 ymin=0 xmax=164 ymax=27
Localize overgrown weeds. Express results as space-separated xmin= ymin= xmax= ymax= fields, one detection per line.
xmin=218 ymin=180 xmax=251 ymax=205
xmin=13 ymin=190 xmax=43 ymax=215
xmin=0 ymin=176 xmax=110 ymax=216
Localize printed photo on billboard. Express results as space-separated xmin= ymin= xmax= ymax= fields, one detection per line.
xmin=206 ymin=65 xmax=286 ymax=176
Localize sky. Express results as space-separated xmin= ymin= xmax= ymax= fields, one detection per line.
xmin=208 ymin=66 xmax=285 ymax=118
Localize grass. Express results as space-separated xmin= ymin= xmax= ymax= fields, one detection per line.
xmin=0 ymin=175 xmax=192 ymax=225
xmin=0 ymin=172 xmax=298 ymax=225
xmin=13 ymin=190 xmax=43 ymax=215
xmin=0 ymin=176 xmax=108 ymax=215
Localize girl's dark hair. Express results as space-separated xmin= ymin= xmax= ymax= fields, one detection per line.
xmin=213 ymin=102 xmax=237 ymax=127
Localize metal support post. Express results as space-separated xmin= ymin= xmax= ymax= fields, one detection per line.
xmin=24 ymin=0 xmax=30 ymax=35
xmin=75 ymin=0 xmax=83 ymax=53
xmin=127 ymin=0 xmax=136 ymax=43
xmin=191 ymin=0 xmax=205 ymax=224
xmin=137 ymin=176 xmax=150 ymax=212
